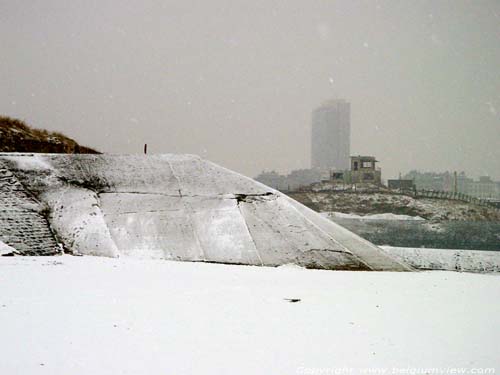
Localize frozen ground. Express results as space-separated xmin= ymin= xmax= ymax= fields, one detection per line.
xmin=1 ymin=256 xmax=499 ymax=375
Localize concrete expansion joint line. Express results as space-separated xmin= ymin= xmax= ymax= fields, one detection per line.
xmin=301 ymin=248 xmax=347 ymax=254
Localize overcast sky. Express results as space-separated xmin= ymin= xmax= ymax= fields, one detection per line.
xmin=1 ymin=0 xmax=499 ymax=180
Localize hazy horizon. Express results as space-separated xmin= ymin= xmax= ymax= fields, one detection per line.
xmin=1 ymin=0 xmax=499 ymax=180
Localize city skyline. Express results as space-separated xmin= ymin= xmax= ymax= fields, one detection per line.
xmin=1 ymin=1 xmax=499 ymax=180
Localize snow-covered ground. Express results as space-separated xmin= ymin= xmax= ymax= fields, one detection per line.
xmin=381 ymin=246 xmax=500 ymax=273
xmin=1 ymin=256 xmax=499 ymax=375
xmin=321 ymin=212 xmax=425 ymax=221
xmin=291 ymin=192 xmax=500 ymax=222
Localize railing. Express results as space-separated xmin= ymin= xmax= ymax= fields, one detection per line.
xmin=406 ymin=189 xmax=497 ymax=208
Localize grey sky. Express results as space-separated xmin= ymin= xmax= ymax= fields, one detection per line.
xmin=1 ymin=0 xmax=499 ymax=180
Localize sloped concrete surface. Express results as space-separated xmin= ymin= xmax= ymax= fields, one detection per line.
xmin=0 ymin=160 xmax=60 ymax=255
xmin=0 ymin=153 xmax=410 ymax=270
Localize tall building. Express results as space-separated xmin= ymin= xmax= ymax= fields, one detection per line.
xmin=311 ymin=99 xmax=351 ymax=170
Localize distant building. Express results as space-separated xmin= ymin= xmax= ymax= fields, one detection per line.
xmin=349 ymin=156 xmax=381 ymax=185
xmin=387 ymin=179 xmax=415 ymax=191
xmin=311 ymin=99 xmax=350 ymax=170
xmin=254 ymin=168 xmax=323 ymax=191
xmin=456 ymin=172 xmax=474 ymax=193
xmin=403 ymin=170 xmax=500 ymax=199
xmin=310 ymin=155 xmax=382 ymax=191
xmin=403 ymin=171 xmax=455 ymax=191
xmin=465 ymin=176 xmax=499 ymax=199
xmin=287 ymin=169 xmax=325 ymax=190
xmin=253 ymin=171 xmax=287 ymax=191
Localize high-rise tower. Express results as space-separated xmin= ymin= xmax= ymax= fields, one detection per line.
xmin=311 ymin=99 xmax=350 ymax=170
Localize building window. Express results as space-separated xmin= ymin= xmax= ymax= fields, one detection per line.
xmin=363 ymin=173 xmax=374 ymax=180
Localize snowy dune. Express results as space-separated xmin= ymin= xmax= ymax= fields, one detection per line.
xmin=0 ymin=256 xmax=498 ymax=375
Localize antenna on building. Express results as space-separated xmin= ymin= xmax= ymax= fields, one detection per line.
xmin=144 ymin=144 xmax=148 ymax=155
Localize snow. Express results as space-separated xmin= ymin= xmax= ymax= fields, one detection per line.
xmin=0 ymin=153 xmax=409 ymax=271
xmin=295 ymin=191 xmax=500 ymax=221
xmin=381 ymin=246 xmax=500 ymax=273
xmin=277 ymin=263 xmax=307 ymax=270
xmin=0 ymin=240 xmax=17 ymax=255
xmin=42 ymin=187 xmax=118 ymax=257
xmin=0 ymin=256 xmax=498 ymax=374
xmin=1 ymin=153 xmax=54 ymax=171
xmin=322 ymin=212 xmax=425 ymax=221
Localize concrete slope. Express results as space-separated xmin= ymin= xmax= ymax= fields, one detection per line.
xmin=284 ymin=198 xmax=413 ymax=271
xmin=0 ymin=160 xmax=60 ymax=255
xmin=0 ymin=153 xmax=410 ymax=271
